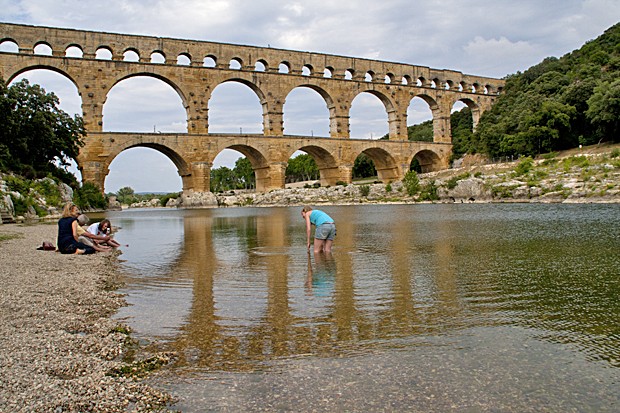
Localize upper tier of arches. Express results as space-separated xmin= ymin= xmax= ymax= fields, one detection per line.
xmin=0 ymin=22 xmax=504 ymax=95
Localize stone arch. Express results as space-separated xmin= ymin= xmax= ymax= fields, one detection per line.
xmin=356 ymin=147 xmax=400 ymax=183
xmin=255 ymin=59 xmax=268 ymax=72
xmin=65 ymin=44 xmax=83 ymax=58
xmin=283 ymin=85 xmax=334 ymax=137
xmin=150 ymin=51 xmax=166 ymax=64
xmin=4 ymin=63 xmax=80 ymax=89
xmin=411 ymin=149 xmax=443 ymax=173
xmin=219 ymin=144 xmax=271 ymax=191
xmin=104 ymin=72 xmax=190 ymax=129
xmin=0 ymin=37 xmax=18 ymax=46
xmin=350 ymin=89 xmax=397 ymax=139
xmin=209 ymin=78 xmax=267 ymax=134
xmin=122 ymin=48 xmax=140 ymax=61
xmin=229 ymin=57 xmax=242 ymax=69
xmin=94 ymin=141 xmax=190 ymax=192
xmin=454 ymin=97 xmax=481 ymax=130
xmin=278 ymin=62 xmax=290 ymax=73
xmin=95 ymin=46 xmax=113 ymax=60
xmin=177 ymin=53 xmax=191 ymax=66
xmin=406 ymin=94 xmax=436 ymax=141
xmin=32 ymin=40 xmax=52 ymax=53
xmin=292 ymin=145 xmax=340 ymax=187
xmin=203 ymin=55 xmax=217 ymax=67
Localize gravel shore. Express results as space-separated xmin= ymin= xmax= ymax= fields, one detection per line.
xmin=0 ymin=223 xmax=171 ymax=412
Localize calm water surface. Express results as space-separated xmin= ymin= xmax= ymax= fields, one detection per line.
xmin=106 ymin=204 xmax=620 ymax=412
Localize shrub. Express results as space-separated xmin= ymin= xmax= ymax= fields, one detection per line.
xmin=10 ymin=193 xmax=30 ymax=216
xmin=611 ymin=148 xmax=620 ymax=158
xmin=402 ymin=171 xmax=420 ymax=196
xmin=74 ymin=182 xmax=107 ymax=210
xmin=5 ymin=175 xmax=29 ymax=194
xmin=419 ymin=180 xmax=439 ymax=201
xmin=359 ymin=184 xmax=370 ymax=197
xmin=445 ymin=172 xmax=471 ymax=190
xmin=513 ymin=156 xmax=534 ymax=176
xmin=562 ymin=156 xmax=590 ymax=171
xmin=385 ymin=182 xmax=392 ymax=192
xmin=32 ymin=177 xmax=62 ymax=208
xmin=159 ymin=192 xmax=180 ymax=207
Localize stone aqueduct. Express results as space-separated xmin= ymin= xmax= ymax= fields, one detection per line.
xmin=0 ymin=22 xmax=504 ymax=193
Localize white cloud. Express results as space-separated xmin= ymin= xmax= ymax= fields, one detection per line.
xmin=463 ymin=36 xmax=541 ymax=76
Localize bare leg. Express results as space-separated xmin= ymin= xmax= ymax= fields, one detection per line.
xmin=93 ymin=244 xmax=112 ymax=252
xmin=313 ymin=239 xmax=325 ymax=254
xmin=324 ymin=239 xmax=333 ymax=253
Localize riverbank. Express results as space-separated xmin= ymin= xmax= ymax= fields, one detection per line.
xmin=0 ymin=223 xmax=171 ymax=412
xmin=212 ymin=145 xmax=620 ymax=207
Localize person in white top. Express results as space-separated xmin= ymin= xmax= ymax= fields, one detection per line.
xmin=87 ymin=219 xmax=122 ymax=248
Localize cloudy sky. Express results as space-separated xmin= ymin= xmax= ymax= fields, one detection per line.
xmin=1 ymin=0 xmax=619 ymax=193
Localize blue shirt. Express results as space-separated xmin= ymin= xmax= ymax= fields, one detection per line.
xmin=309 ymin=210 xmax=334 ymax=226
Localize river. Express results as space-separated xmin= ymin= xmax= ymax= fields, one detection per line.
xmin=105 ymin=203 xmax=620 ymax=412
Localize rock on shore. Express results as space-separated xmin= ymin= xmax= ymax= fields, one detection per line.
xmin=0 ymin=224 xmax=171 ymax=412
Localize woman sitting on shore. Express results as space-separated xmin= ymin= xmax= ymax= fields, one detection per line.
xmin=57 ymin=203 xmax=95 ymax=255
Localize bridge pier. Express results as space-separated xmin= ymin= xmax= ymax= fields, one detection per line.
xmin=255 ymin=162 xmax=287 ymax=192
xmin=80 ymin=161 xmax=106 ymax=190
xmin=188 ymin=162 xmax=211 ymax=193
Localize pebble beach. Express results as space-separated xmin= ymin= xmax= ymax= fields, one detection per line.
xmin=0 ymin=223 xmax=171 ymax=412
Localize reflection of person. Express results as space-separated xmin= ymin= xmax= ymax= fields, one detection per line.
xmin=57 ymin=203 xmax=95 ymax=255
xmin=87 ymin=219 xmax=121 ymax=248
xmin=76 ymin=214 xmax=112 ymax=252
xmin=305 ymin=251 xmax=336 ymax=296
xmin=301 ymin=206 xmax=336 ymax=253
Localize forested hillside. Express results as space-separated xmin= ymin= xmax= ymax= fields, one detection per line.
xmin=465 ymin=22 xmax=620 ymax=158
xmin=406 ymin=23 xmax=620 ymax=161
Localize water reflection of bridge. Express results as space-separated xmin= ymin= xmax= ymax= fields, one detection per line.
xmin=163 ymin=209 xmax=462 ymax=371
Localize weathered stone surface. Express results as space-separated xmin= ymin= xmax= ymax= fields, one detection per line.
xmin=179 ymin=191 xmax=218 ymax=208
xmin=439 ymin=178 xmax=492 ymax=202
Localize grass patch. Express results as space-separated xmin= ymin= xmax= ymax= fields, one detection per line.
xmin=108 ymin=353 xmax=174 ymax=378
xmin=0 ymin=233 xmax=21 ymax=242
xmin=444 ymin=172 xmax=471 ymax=190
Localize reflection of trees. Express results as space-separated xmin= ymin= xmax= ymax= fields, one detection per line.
xmin=465 ymin=235 xmax=620 ymax=367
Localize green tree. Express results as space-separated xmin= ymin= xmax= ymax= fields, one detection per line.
xmin=233 ymin=157 xmax=255 ymax=189
xmin=0 ymin=78 xmax=85 ymax=179
xmin=74 ymin=182 xmax=107 ymax=210
xmin=450 ymin=107 xmax=474 ymax=158
xmin=286 ymin=154 xmax=318 ymax=182
xmin=469 ymin=22 xmax=620 ymax=158
xmin=586 ymin=79 xmax=620 ymax=141
xmin=352 ymin=153 xmax=376 ymax=179
xmin=406 ymin=120 xmax=433 ymax=142
xmin=402 ymin=170 xmax=420 ymax=196
xmin=210 ymin=166 xmax=236 ymax=192
xmin=116 ymin=186 xmax=136 ymax=204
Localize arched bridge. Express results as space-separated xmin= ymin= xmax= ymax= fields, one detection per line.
xmin=0 ymin=22 xmax=504 ymax=192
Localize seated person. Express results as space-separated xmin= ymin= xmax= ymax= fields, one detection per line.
xmin=57 ymin=203 xmax=95 ymax=255
xmin=87 ymin=219 xmax=122 ymax=248
xmin=76 ymin=214 xmax=112 ymax=252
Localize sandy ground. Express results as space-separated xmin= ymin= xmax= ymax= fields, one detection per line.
xmin=0 ymin=222 xmax=171 ymax=412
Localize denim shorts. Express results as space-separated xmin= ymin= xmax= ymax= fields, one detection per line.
xmin=314 ymin=223 xmax=336 ymax=240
